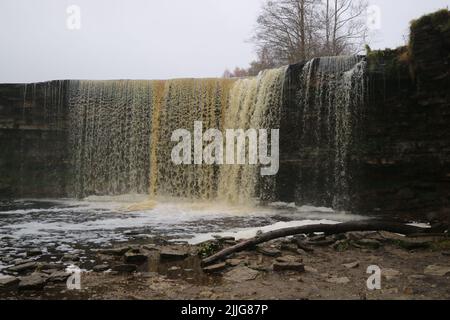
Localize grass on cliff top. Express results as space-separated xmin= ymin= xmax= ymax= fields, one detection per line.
xmin=410 ymin=9 xmax=450 ymax=34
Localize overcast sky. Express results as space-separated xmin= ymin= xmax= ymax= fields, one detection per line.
xmin=0 ymin=0 xmax=448 ymax=83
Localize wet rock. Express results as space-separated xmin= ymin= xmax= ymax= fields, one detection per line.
xmin=93 ymin=265 xmax=110 ymax=272
xmin=47 ymin=271 xmax=70 ymax=283
xmin=26 ymin=249 xmax=43 ymax=257
xmin=276 ymin=255 xmax=302 ymax=264
xmin=326 ymin=276 xmax=350 ymax=284
xmin=124 ymin=251 xmax=148 ymax=264
xmin=383 ymin=268 xmax=402 ymax=280
xmin=99 ymin=246 xmax=131 ymax=256
xmin=160 ymin=248 xmax=189 ymax=260
xmin=203 ymin=263 xmax=227 ymax=273
xmin=142 ymin=244 xmax=159 ymax=252
xmin=342 ymin=261 xmax=360 ymax=269
xmin=8 ymin=262 xmax=38 ymax=273
xmin=38 ymin=263 xmax=64 ymax=272
xmin=424 ymin=265 xmax=450 ymax=276
xmin=224 ymin=267 xmax=259 ymax=282
xmin=18 ymin=273 xmax=47 ymax=291
xmin=273 ymin=262 xmax=305 ymax=272
xmin=62 ymin=254 xmax=80 ymax=262
xmin=111 ymin=264 xmax=137 ymax=273
xmin=12 ymin=258 xmax=34 ymax=265
xmin=442 ymin=251 xmax=450 ymax=257
xmin=0 ymin=276 xmax=19 ymax=288
xmin=257 ymin=246 xmax=281 ymax=257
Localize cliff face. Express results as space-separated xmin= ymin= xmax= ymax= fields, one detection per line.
xmin=356 ymin=10 xmax=450 ymax=220
xmin=0 ymin=81 xmax=69 ymax=198
xmin=0 ymin=10 xmax=449 ymax=221
xmin=278 ymin=10 xmax=450 ymax=220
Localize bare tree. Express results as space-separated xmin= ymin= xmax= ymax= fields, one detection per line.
xmin=251 ymin=0 xmax=368 ymax=66
xmin=252 ymin=0 xmax=322 ymax=65
xmin=320 ymin=0 xmax=369 ymax=56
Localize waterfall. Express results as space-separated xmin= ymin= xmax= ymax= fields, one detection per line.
xmin=155 ymin=78 xmax=235 ymax=200
xmin=218 ymin=67 xmax=287 ymax=205
xmin=67 ymin=58 xmax=365 ymax=210
xmin=68 ymin=68 xmax=286 ymax=203
xmin=68 ymin=80 xmax=155 ymax=197
xmin=295 ymin=56 xmax=367 ymax=209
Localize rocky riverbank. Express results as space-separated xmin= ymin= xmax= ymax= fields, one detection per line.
xmin=1 ymin=230 xmax=449 ymax=300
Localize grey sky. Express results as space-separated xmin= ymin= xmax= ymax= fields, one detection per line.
xmin=0 ymin=0 xmax=448 ymax=83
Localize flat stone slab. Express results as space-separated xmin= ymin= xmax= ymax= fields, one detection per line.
xmin=160 ymin=248 xmax=189 ymax=260
xmin=47 ymin=271 xmax=71 ymax=283
xmin=124 ymin=252 xmax=148 ymax=264
xmin=8 ymin=262 xmax=38 ymax=273
xmin=257 ymin=246 xmax=282 ymax=257
xmin=0 ymin=276 xmax=19 ymax=288
xmin=99 ymin=247 xmax=131 ymax=256
xmin=203 ymin=263 xmax=227 ymax=273
xmin=224 ymin=267 xmax=259 ymax=282
xmin=424 ymin=265 xmax=450 ymax=276
xmin=18 ymin=273 xmax=47 ymax=290
xmin=276 ymin=255 xmax=302 ymax=264
xmin=93 ymin=265 xmax=110 ymax=272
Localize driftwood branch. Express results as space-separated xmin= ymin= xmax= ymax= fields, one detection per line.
xmin=202 ymin=221 xmax=433 ymax=266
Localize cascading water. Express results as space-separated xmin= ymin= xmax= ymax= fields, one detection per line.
xmin=68 ymin=80 xmax=155 ymax=197
xmin=294 ymin=56 xmax=367 ymax=210
xmin=68 ymin=68 xmax=286 ymax=205
xmin=67 ymin=58 xmax=366 ymax=210
xmin=218 ymin=67 xmax=286 ymax=205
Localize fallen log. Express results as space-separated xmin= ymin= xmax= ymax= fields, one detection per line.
xmin=202 ymin=221 xmax=434 ymax=266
